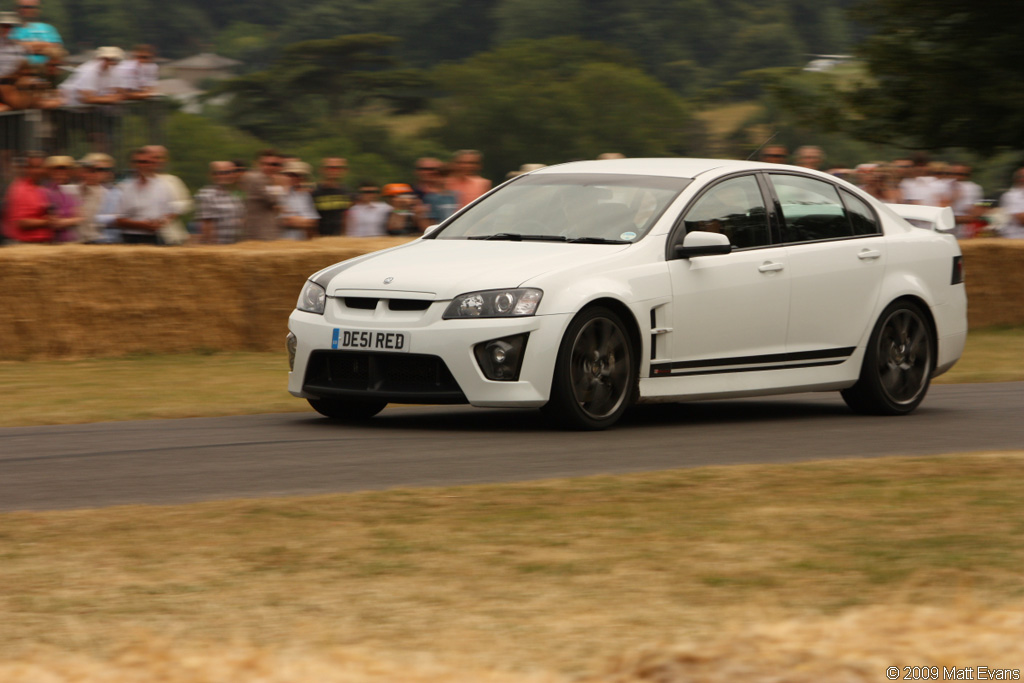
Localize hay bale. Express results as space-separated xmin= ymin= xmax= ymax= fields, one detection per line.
xmin=0 ymin=238 xmax=1020 ymax=360
xmin=959 ymin=239 xmax=1024 ymax=329
xmin=0 ymin=238 xmax=412 ymax=360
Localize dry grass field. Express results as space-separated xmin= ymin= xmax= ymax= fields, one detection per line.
xmin=2 ymin=454 xmax=1024 ymax=681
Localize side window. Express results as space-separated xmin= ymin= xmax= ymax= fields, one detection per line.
xmin=770 ymin=174 xmax=852 ymax=243
xmin=683 ymin=175 xmax=769 ymax=248
xmin=841 ymin=190 xmax=881 ymax=236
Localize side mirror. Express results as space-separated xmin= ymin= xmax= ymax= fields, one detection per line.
xmin=673 ymin=231 xmax=733 ymax=259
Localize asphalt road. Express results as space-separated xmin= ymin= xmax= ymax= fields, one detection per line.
xmin=2 ymin=382 xmax=1021 ymax=512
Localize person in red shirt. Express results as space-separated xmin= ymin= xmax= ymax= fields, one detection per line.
xmin=2 ymin=152 xmax=61 ymax=243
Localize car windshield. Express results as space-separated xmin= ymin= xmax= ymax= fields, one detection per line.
xmin=434 ymin=173 xmax=691 ymax=243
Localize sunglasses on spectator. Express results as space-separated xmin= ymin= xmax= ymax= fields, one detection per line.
xmin=325 ymin=165 xmax=347 ymax=169
xmin=417 ymin=165 xmax=440 ymax=171
xmin=89 ymin=166 xmax=113 ymax=171
xmin=762 ymin=154 xmax=785 ymax=159
xmin=213 ymin=170 xmax=234 ymax=175
xmin=264 ymin=161 xmax=281 ymax=167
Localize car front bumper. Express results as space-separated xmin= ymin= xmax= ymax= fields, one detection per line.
xmin=288 ymin=303 xmax=571 ymax=408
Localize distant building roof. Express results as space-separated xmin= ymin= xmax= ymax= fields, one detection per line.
xmin=165 ymin=53 xmax=242 ymax=70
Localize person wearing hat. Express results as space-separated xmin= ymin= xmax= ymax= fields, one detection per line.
xmin=43 ymin=155 xmax=81 ymax=241
xmin=76 ymin=153 xmax=115 ymax=243
xmin=383 ymin=183 xmax=426 ymax=236
xmin=59 ymin=45 xmax=124 ymax=107
xmin=10 ymin=0 xmax=61 ymax=66
xmin=279 ymin=159 xmax=318 ymax=240
xmin=0 ymin=12 xmax=27 ymax=110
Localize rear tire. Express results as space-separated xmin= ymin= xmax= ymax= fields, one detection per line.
xmin=841 ymin=300 xmax=934 ymax=415
xmin=308 ymin=397 xmax=388 ymax=421
xmin=542 ymin=306 xmax=637 ymax=430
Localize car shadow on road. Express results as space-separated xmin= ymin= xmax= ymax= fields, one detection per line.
xmin=299 ymin=396 xmax=861 ymax=433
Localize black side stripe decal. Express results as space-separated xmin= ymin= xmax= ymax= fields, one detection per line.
xmin=650 ymin=347 xmax=855 ymax=378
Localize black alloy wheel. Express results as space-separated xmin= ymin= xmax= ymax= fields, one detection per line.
xmin=841 ymin=300 xmax=934 ymax=415
xmin=543 ymin=306 xmax=637 ymax=430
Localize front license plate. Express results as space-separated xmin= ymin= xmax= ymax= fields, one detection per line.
xmin=332 ymin=329 xmax=410 ymax=353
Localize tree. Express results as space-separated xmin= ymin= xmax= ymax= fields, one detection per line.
xmin=798 ymin=1 xmax=1024 ymax=153
xmin=431 ymin=37 xmax=695 ymax=180
xmin=211 ymin=34 xmax=428 ymax=141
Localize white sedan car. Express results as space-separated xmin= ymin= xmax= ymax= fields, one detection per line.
xmin=288 ymin=158 xmax=966 ymax=430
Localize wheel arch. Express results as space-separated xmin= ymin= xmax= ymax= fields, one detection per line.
xmin=881 ymin=294 xmax=939 ymax=371
xmin=578 ymin=297 xmax=645 ymax=373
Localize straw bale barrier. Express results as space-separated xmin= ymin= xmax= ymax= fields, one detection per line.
xmin=0 ymin=237 xmax=1019 ymax=360
xmin=0 ymin=237 xmax=414 ymax=360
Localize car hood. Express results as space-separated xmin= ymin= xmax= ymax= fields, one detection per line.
xmin=320 ymin=239 xmax=632 ymax=299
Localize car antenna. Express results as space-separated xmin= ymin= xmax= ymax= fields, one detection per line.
xmin=747 ymin=131 xmax=780 ymax=161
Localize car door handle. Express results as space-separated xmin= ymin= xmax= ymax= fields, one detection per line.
xmin=758 ymin=262 xmax=784 ymax=273
xmin=857 ymin=249 xmax=882 ymax=260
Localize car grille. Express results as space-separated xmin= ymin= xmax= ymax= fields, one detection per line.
xmin=341 ymin=297 xmax=433 ymax=312
xmin=303 ymin=350 xmax=467 ymax=404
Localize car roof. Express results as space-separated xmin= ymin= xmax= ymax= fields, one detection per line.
xmin=530 ymin=158 xmax=815 ymax=180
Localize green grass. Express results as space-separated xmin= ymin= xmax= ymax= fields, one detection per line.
xmin=0 ymin=327 xmax=1020 ymax=429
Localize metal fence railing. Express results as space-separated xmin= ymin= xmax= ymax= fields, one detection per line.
xmin=0 ymin=99 xmax=169 ymax=186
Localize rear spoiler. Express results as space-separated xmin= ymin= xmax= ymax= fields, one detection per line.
xmin=888 ymin=204 xmax=955 ymax=233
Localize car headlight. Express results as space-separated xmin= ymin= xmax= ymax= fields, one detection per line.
xmin=443 ymin=288 xmax=542 ymax=319
xmin=297 ymin=280 xmax=327 ymax=315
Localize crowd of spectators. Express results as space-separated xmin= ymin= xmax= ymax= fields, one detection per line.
xmin=0 ymin=147 xmax=495 ymax=245
xmin=0 ymin=0 xmax=158 ymax=113
xmin=759 ymin=145 xmax=1021 ymax=240
xmin=4 ymin=140 xmax=1024 ymax=246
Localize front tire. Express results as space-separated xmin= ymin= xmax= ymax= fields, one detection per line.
xmin=308 ymin=397 xmax=388 ymax=421
xmin=542 ymin=306 xmax=637 ymax=430
xmin=841 ymin=300 xmax=934 ymax=415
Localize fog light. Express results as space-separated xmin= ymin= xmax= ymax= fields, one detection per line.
xmin=286 ymin=332 xmax=297 ymax=371
xmin=474 ymin=334 xmax=528 ymax=381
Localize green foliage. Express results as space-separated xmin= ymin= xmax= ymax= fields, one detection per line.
xmin=45 ymin=0 xmax=854 ymax=83
xmin=723 ymin=67 xmax=909 ymax=167
xmin=211 ymin=34 xmax=428 ymax=141
xmin=775 ymin=0 xmax=1024 ymax=155
xmin=162 ymin=112 xmax=264 ymax=191
xmin=431 ymin=37 xmax=694 ymax=180
xmin=214 ymin=22 xmax=274 ymax=64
